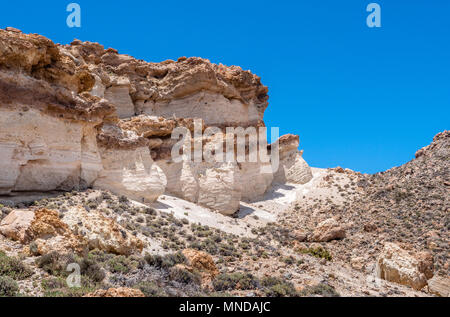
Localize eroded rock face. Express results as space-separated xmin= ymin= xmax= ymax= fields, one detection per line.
xmin=376 ymin=243 xmax=434 ymax=291
xmin=273 ymin=135 xmax=313 ymax=185
xmin=0 ymin=28 xmax=313 ymax=215
xmin=0 ymin=209 xmax=35 ymax=243
xmin=94 ymin=124 xmax=167 ymax=203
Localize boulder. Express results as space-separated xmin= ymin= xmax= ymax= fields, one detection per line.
xmin=0 ymin=209 xmax=35 ymax=243
xmin=0 ymin=208 xmax=88 ymax=255
xmin=292 ymin=229 xmax=307 ymax=242
xmin=350 ymin=257 xmax=366 ymax=271
xmin=428 ymin=276 xmax=450 ymax=297
xmin=376 ymin=243 xmax=434 ymax=291
xmin=181 ymin=249 xmax=218 ymax=289
xmin=182 ymin=249 xmax=218 ymax=277
xmin=310 ymin=218 xmax=346 ymax=242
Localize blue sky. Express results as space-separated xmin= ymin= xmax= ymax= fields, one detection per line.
xmin=1 ymin=0 xmax=449 ymax=173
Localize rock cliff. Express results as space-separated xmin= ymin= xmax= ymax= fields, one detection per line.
xmin=0 ymin=28 xmax=312 ymax=215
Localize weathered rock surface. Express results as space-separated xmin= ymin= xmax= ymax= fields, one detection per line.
xmin=181 ymin=249 xmax=218 ymax=288
xmin=0 ymin=209 xmax=35 ymax=243
xmin=94 ymin=123 xmax=167 ymax=203
xmin=427 ymin=276 xmax=450 ymax=297
xmin=62 ymin=207 xmax=144 ymax=256
xmin=376 ymin=243 xmax=434 ymax=291
xmin=22 ymin=208 xmax=87 ymax=255
xmin=0 ymin=207 xmax=143 ymax=256
xmin=310 ymin=218 xmax=346 ymax=242
xmin=0 ymin=109 xmax=103 ymax=195
xmin=274 ymin=135 xmax=313 ymax=184
xmin=0 ymin=28 xmax=312 ymax=215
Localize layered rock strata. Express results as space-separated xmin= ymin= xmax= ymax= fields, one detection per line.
xmin=0 ymin=28 xmax=313 ymax=214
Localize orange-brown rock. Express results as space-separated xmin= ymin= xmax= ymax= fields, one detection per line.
xmin=0 ymin=208 xmax=87 ymax=255
xmin=119 ymin=115 xmax=203 ymax=138
xmin=181 ymin=249 xmax=218 ymax=289
xmin=0 ymin=207 xmax=143 ymax=256
xmin=182 ymin=249 xmax=218 ymax=277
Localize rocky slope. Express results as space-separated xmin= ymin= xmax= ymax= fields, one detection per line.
xmin=0 ymin=28 xmax=448 ymax=298
xmin=279 ymin=131 xmax=449 ymax=295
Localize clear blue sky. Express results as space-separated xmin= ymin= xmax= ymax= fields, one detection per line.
xmin=1 ymin=1 xmax=449 ymax=173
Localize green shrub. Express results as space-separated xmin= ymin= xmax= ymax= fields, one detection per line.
xmin=43 ymin=285 xmax=95 ymax=298
xmin=37 ymin=251 xmax=105 ymax=287
xmin=136 ymin=281 xmax=167 ymax=297
xmin=107 ymin=255 xmax=132 ymax=274
xmin=0 ymin=251 xmax=33 ymax=280
xmin=0 ymin=276 xmax=19 ymax=297
xmin=78 ymin=258 xmax=105 ymax=283
xmin=300 ymin=247 xmax=332 ymax=261
xmin=169 ymin=266 xmax=201 ymax=284
xmin=144 ymin=252 xmax=186 ymax=269
xmin=261 ymin=277 xmax=298 ymax=297
xmin=41 ymin=277 xmax=66 ymax=291
xmin=119 ymin=195 xmax=129 ymax=203
xmin=213 ymin=273 xmax=259 ymax=291
xmin=41 ymin=275 xmax=98 ymax=298
xmin=299 ymin=283 xmax=340 ymax=297
xmin=35 ymin=252 xmax=74 ymax=276
xmin=282 ymin=256 xmax=295 ymax=265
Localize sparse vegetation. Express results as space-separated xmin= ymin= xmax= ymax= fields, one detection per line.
xmin=213 ymin=272 xmax=259 ymax=291
xmin=261 ymin=276 xmax=298 ymax=297
xmin=300 ymin=247 xmax=332 ymax=261
xmin=299 ymin=283 xmax=340 ymax=297
xmin=0 ymin=251 xmax=33 ymax=280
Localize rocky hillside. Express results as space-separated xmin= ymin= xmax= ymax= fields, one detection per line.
xmin=279 ymin=131 xmax=449 ymax=295
xmin=0 ymin=28 xmax=448 ymax=298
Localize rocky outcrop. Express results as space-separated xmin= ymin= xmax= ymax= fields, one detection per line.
xmin=0 ymin=28 xmax=313 ymax=215
xmin=62 ymin=207 xmax=144 ymax=256
xmin=0 ymin=207 xmax=143 ymax=256
xmin=65 ymin=39 xmax=269 ymax=126
xmin=0 ymin=209 xmax=35 ymax=243
xmin=180 ymin=249 xmax=218 ymax=288
xmin=94 ymin=124 xmax=167 ymax=203
xmin=0 ymin=208 xmax=87 ymax=255
xmin=273 ymin=134 xmax=313 ymax=184
xmin=309 ymin=218 xmax=346 ymax=242
xmin=376 ymin=243 xmax=434 ymax=291
xmin=427 ymin=276 xmax=450 ymax=297
xmin=0 ymin=108 xmax=104 ymax=195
